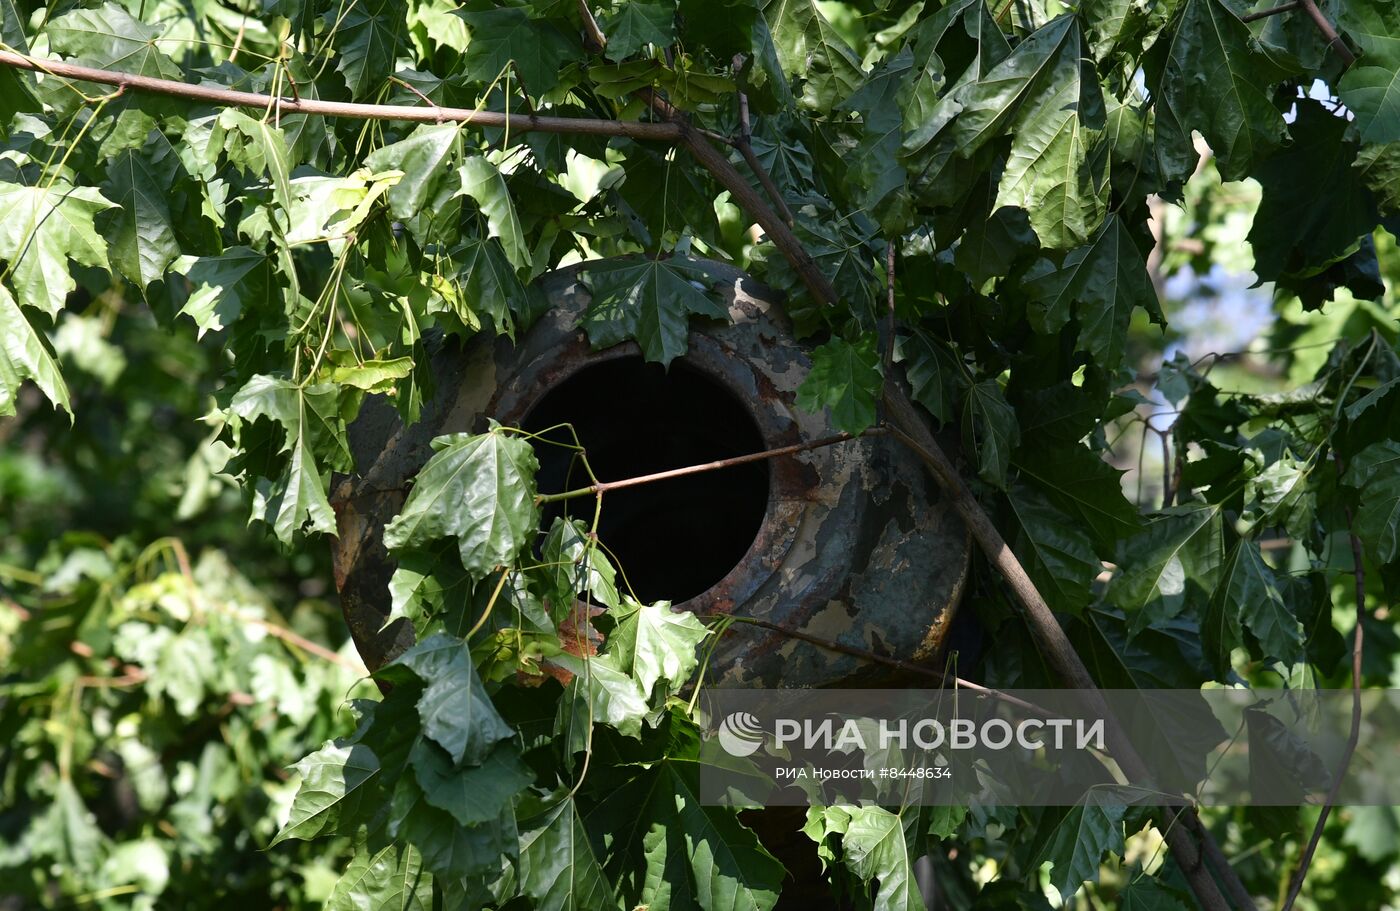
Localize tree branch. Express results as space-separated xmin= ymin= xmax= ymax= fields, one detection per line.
xmin=638 ymin=92 xmax=1245 ymax=909
xmin=3 ymin=41 xmax=1256 ymax=908
xmin=577 ymin=0 xmax=608 ymax=54
xmin=882 ymin=413 xmax=1243 ymax=911
xmin=1296 ymin=0 xmax=1356 ymax=67
xmin=707 ymin=613 xmax=1055 ymax=719
xmin=536 ymin=429 xmax=882 ymax=503
xmin=1240 ymin=0 xmax=1355 ymax=66
xmin=1241 ymin=2 xmax=1299 ymax=22
xmin=731 ymin=62 xmax=795 ymax=227
xmin=0 ymin=51 xmax=683 ymax=141
xmin=1281 ymin=459 xmax=1368 ymax=910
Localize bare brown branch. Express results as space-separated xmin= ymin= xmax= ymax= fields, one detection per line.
xmin=1296 ymin=0 xmax=1356 ymax=66
xmin=1241 ymin=1 xmax=1300 ymax=22
xmin=731 ymin=64 xmax=795 ymax=227
xmin=1240 ymin=0 xmax=1355 ymax=67
xmin=0 ymin=51 xmax=683 ymax=141
xmin=879 ymin=411 xmax=1237 ymax=911
xmin=537 ymin=429 xmax=883 ymax=503
xmin=577 ymin=0 xmax=608 ymax=54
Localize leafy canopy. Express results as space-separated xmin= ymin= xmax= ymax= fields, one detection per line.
xmin=3 ymin=0 xmax=1400 ymax=907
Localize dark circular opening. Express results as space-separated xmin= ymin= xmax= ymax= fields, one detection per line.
xmin=521 ymin=356 xmax=770 ymax=605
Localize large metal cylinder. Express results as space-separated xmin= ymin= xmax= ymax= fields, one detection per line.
xmin=330 ymin=258 xmax=969 ymax=686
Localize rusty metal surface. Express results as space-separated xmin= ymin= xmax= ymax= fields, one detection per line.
xmin=330 ymin=259 xmax=970 ymax=687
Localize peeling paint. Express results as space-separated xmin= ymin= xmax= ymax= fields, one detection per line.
xmin=330 ymin=258 xmax=971 ymax=689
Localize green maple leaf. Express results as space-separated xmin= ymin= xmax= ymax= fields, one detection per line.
xmin=1034 ymin=790 xmax=1128 ymax=902
xmin=227 ymin=376 xmax=348 ymax=544
xmin=505 ymin=794 xmax=618 ymax=911
xmin=0 ymin=182 xmax=115 ymax=318
xmin=796 ymin=334 xmax=882 ymax=435
xmin=458 ymin=7 xmax=580 ymax=97
xmin=1021 ymin=214 xmax=1160 ymax=366
xmin=272 ymin=741 xmax=380 ymax=845
xmin=579 ymin=256 xmax=728 ymax=366
xmin=387 ymin=775 xmax=517 ymax=880
xmin=991 ymin=16 xmax=1108 ymax=250
xmin=324 ymin=844 xmax=432 ymax=911
xmin=762 ymin=0 xmax=864 ymax=110
xmin=605 ymin=599 xmax=711 ymax=699
xmin=45 ymin=4 xmax=182 ymax=79
xmin=1009 ymin=484 xmax=1100 ymax=614
xmin=1108 ymin=504 xmax=1224 ymax=634
xmin=895 ymin=330 xmax=962 ymax=426
xmin=44 ymin=4 xmax=183 ymax=154
xmin=0 ymin=284 xmax=69 ymax=417
xmin=102 ymin=143 xmax=181 ymax=291
xmin=1338 ymin=1 xmax=1400 ymax=143
xmin=382 ymin=428 xmax=540 ymax=577
xmin=839 ymin=806 xmax=926 ymax=911
xmin=385 ymin=634 xmax=516 ymax=766
xmin=1343 ymin=440 xmax=1400 ymax=566
xmin=1202 ymin=540 xmax=1301 ymax=675
xmin=1145 ymin=0 xmax=1286 ymax=184
xmin=409 ymin=739 xmax=532 ymax=827
xmin=542 ymin=518 xmax=620 ymax=613
xmin=172 ymin=247 xmax=274 ymax=338
xmin=326 ymin=0 xmax=407 ymax=99
xmin=445 ymin=235 xmax=537 ymax=339
xmin=553 ymin=653 xmax=650 ymax=743
xmin=603 ymin=1 xmax=677 ymax=61
xmin=364 ymin=123 xmax=462 ymax=221
xmin=457 ymin=156 xmax=528 ymax=271
xmin=1248 ymin=102 xmax=1377 ymax=284
xmin=211 ymin=110 xmax=294 ymax=216
xmin=1015 ymin=443 xmax=1142 ymax=551
xmin=963 ymin=379 xmax=1020 ymax=489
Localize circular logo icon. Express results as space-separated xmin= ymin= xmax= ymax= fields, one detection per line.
xmin=717 ymin=711 xmax=765 ymax=757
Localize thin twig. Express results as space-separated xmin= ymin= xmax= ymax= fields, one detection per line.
xmin=74 ymin=669 xmax=148 ymax=688
xmin=1281 ymin=459 xmax=1368 ymax=910
xmin=390 ymin=76 xmax=444 ymax=123
xmin=639 ymin=88 xmax=832 ymax=314
xmin=731 ymin=58 xmax=795 ymax=227
xmin=577 ymin=0 xmax=607 ymax=54
xmin=537 ymin=429 xmax=883 ymax=503
xmin=884 ymin=241 xmax=897 ymax=375
xmin=247 ymin=615 xmax=364 ymax=670
xmin=1240 ymin=1 xmax=1354 ymax=66
xmin=882 ymin=417 xmax=1234 ymax=911
xmin=643 ymin=69 xmax=1244 ymax=907
xmin=705 ymin=613 xmax=1052 ymax=718
xmin=1295 ymin=0 xmax=1356 ymax=66
xmin=510 ymin=62 xmax=537 ymax=115
xmin=1161 ymin=427 xmax=1174 ymax=508
xmin=0 ymin=51 xmax=684 ymax=141
xmin=1241 ymin=2 xmax=1299 ymax=22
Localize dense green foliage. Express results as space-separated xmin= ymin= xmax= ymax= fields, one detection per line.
xmin=1 ymin=305 xmax=367 ymax=908
xmin=2 ymin=0 xmax=1400 ymax=908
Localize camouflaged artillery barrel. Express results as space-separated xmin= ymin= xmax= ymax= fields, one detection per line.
xmin=330 ymin=258 xmax=970 ymax=687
